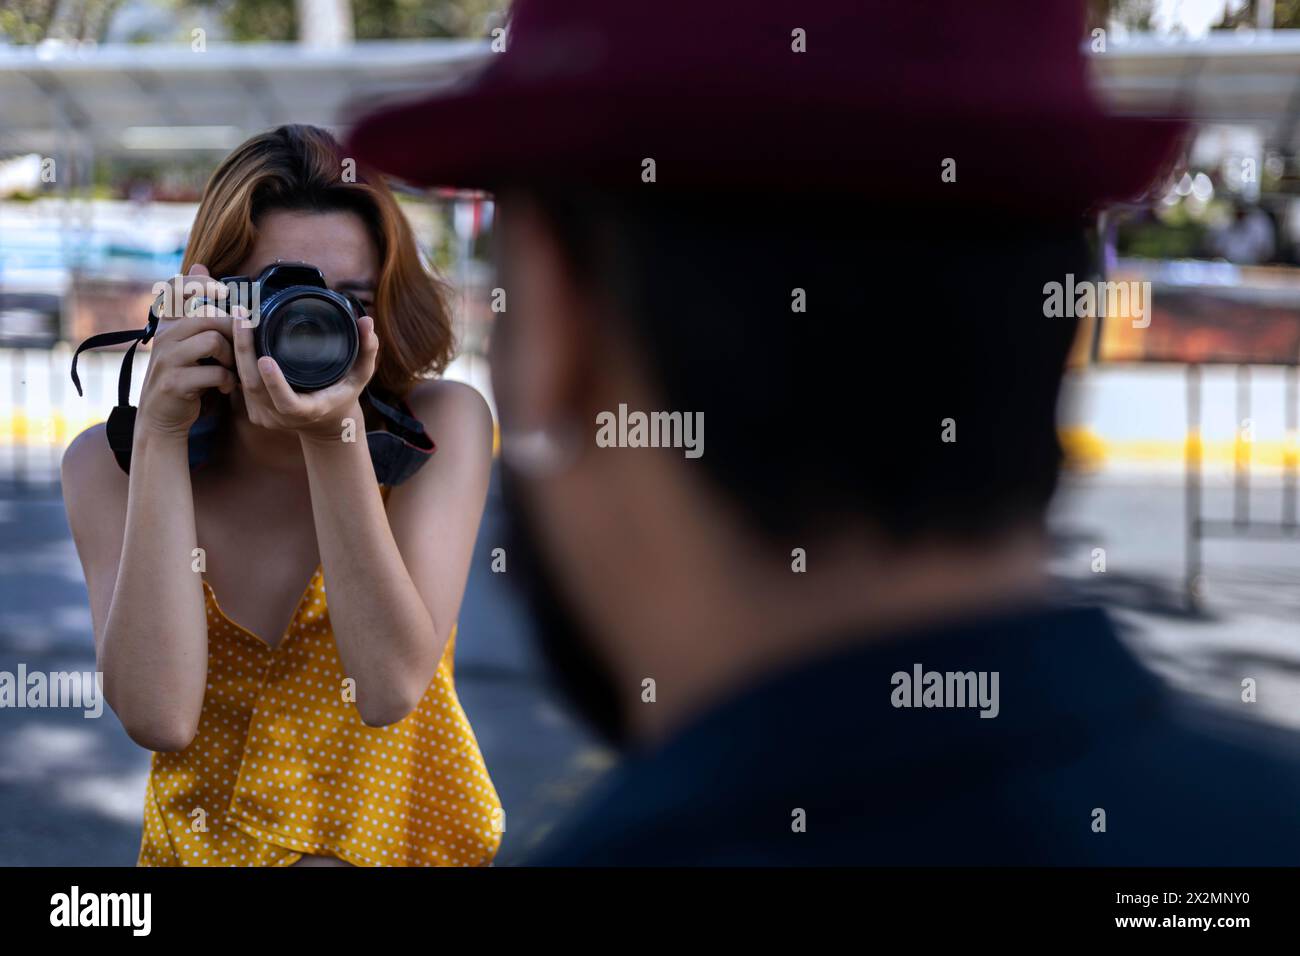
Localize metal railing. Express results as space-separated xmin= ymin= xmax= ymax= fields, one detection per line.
xmin=1 ymin=345 xmax=137 ymax=487
xmin=0 ymin=344 xmax=495 ymax=489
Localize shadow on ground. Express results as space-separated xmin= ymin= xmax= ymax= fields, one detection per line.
xmin=0 ymin=468 xmax=611 ymax=866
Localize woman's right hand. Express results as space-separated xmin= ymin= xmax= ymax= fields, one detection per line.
xmin=136 ymin=263 xmax=239 ymax=437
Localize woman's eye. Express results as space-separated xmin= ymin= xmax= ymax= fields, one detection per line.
xmin=339 ymin=291 xmax=373 ymax=314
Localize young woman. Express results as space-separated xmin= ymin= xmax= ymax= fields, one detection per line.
xmin=62 ymin=125 xmax=502 ymax=866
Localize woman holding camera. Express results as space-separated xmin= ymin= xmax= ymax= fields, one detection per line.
xmin=61 ymin=125 xmax=502 ymax=867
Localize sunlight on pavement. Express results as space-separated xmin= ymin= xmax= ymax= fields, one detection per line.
xmin=56 ymin=771 xmax=149 ymax=826
xmin=0 ymin=722 xmax=98 ymax=779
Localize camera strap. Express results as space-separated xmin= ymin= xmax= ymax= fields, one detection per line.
xmin=69 ymin=314 xmax=437 ymax=486
xmin=69 ymin=310 xmax=160 ymax=474
xmin=360 ymin=388 xmax=437 ymax=486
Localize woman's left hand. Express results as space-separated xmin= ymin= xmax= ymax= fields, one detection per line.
xmin=231 ymin=308 xmax=380 ymax=441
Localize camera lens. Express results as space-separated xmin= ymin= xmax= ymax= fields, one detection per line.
xmin=258 ymin=292 xmax=359 ymax=391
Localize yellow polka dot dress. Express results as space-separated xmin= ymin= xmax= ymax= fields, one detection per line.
xmin=138 ymin=563 xmax=504 ymax=867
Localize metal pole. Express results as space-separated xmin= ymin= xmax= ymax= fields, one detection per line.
xmin=1186 ymin=363 xmax=1202 ymax=607
xmin=1286 ymin=365 xmax=1297 ymax=530
xmin=11 ymin=350 xmax=27 ymax=489
xmin=1234 ymin=364 xmax=1251 ymax=528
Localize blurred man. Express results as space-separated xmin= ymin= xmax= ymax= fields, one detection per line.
xmin=1208 ymin=199 xmax=1277 ymax=265
xmin=352 ymin=0 xmax=1300 ymax=863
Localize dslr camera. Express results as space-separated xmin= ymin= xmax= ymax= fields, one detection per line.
xmin=222 ymin=262 xmax=363 ymax=392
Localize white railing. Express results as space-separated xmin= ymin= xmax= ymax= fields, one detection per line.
xmin=0 ymin=345 xmax=495 ymax=487
xmin=0 ymin=345 xmax=136 ymax=485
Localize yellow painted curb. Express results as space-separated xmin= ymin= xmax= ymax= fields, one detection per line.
xmin=0 ymin=415 xmax=1286 ymax=470
xmin=1060 ymin=426 xmax=1299 ymax=470
xmin=1 ymin=413 xmax=507 ymax=460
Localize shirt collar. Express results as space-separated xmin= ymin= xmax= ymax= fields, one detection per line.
xmin=538 ymin=603 xmax=1166 ymax=857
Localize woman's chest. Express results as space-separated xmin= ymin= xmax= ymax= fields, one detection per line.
xmin=194 ymin=498 xmax=320 ymax=650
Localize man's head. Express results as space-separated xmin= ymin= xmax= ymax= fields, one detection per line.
xmin=489 ymin=189 xmax=1090 ymax=744
xmin=348 ymin=0 xmax=1184 ymax=746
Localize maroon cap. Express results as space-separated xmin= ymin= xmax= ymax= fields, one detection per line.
xmin=347 ymin=0 xmax=1188 ymax=213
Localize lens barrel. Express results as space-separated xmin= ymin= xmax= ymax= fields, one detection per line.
xmin=253 ymin=288 xmax=360 ymax=392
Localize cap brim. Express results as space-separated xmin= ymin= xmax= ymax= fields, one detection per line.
xmin=347 ymin=72 xmax=1189 ymax=213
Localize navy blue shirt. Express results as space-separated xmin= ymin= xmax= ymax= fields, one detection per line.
xmin=531 ymin=605 xmax=1300 ymax=865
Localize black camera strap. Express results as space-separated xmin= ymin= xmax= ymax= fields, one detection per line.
xmin=69 ymin=311 xmax=437 ymax=486
xmin=69 ymin=310 xmax=160 ymax=474
xmin=361 ymin=388 xmax=437 ymax=486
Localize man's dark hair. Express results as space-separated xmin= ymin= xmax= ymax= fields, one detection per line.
xmin=530 ymin=188 xmax=1093 ymax=547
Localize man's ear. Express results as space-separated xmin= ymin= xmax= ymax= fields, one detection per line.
xmin=491 ymin=195 xmax=594 ymax=436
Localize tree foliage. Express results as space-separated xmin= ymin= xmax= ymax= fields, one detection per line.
xmin=0 ymin=0 xmax=125 ymax=43
xmin=1090 ymin=0 xmax=1300 ymax=31
xmin=0 ymin=0 xmax=506 ymax=43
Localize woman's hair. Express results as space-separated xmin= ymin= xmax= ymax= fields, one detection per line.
xmin=182 ymin=124 xmax=454 ymax=395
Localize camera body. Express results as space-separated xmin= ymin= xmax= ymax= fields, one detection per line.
xmin=223 ymin=262 xmax=362 ymax=392
xmin=70 ymin=260 xmax=434 ymax=484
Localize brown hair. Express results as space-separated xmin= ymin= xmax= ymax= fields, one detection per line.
xmin=182 ymin=124 xmax=454 ymax=395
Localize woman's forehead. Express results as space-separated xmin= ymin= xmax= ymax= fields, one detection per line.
xmin=242 ymin=209 xmax=377 ymax=285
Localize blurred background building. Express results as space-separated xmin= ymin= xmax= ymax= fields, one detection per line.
xmin=1 ymin=0 xmax=508 ymax=483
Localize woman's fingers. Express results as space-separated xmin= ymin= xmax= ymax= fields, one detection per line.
xmin=308 ymin=377 xmax=363 ymax=413
xmin=152 ymin=264 xmax=235 ymax=350
xmin=343 ymin=316 xmax=380 ymax=389
xmin=219 ymin=299 xmax=372 ymax=428
xmin=257 ymin=356 xmax=304 ymax=415
xmin=181 ymin=264 xmax=228 ymax=313
xmin=231 ymin=309 xmax=265 ymax=395
xmin=168 ymin=363 xmax=238 ymax=399
xmin=301 ymin=320 xmax=377 ymax=414
xmin=155 ymin=311 xmax=234 ymax=347
xmin=154 ymin=264 xmax=226 ymax=320
xmin=170 ymin=328 xmax=236 ymax=371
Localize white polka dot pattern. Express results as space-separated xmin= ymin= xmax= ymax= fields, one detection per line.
xmin=138 ymin=565 xmax=504 ymax=867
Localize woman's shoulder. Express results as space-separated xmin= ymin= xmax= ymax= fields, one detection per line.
xmin=61 ymin=423 xmax=129 ymax=557
xmin=406 ymin=379 xmax=494 ymax=449
xmin=62 ymin=423 xmax=127 ymax=499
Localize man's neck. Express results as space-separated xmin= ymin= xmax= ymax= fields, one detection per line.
xmin=609 ymin=529 xmax=1048 ymax=746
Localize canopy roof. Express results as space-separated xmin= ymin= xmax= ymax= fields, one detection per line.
xmin=0 ymin=39 xmax=490 ymax=156
xmin=1 ymin=31 xmax=1299 ymax=162
xmin=1090 ymin=30 xmax=1300 ymax=151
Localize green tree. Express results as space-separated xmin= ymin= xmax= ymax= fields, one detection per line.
xmin=1089 ymin=0 xmax=1300 ymax=31
xmin=0 ymin=0 xmax=507 ymax=44
xmin=1214 ymin=0 xmax=1300 ymax=28
xmin=0 ymin=0 xmax=126 ymax=43
xmin=1087 ymin=0 xmax=1157 ymax=33
xmin=189 ymin=0 xmax=505 ymax=42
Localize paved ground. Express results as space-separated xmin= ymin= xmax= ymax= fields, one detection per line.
xmin=2 ymin=465 xmax=1299 ymax=865
xmin=0 ymin=465 xmax=611 ymax=866
xmin=1050 ymin=473 xmax=1300 ymax=733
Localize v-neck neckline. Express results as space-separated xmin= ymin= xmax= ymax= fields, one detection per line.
xmin=202 ymin=563 xmax=323 ymax=652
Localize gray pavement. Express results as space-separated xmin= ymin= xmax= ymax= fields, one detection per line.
xmin=2 ymin=467 xmax=1300 ymax=865
xmin=0 ymin=465 xmax=611 ymax=866
xmin=1050 ymin=474 xmax=1300 ymax=731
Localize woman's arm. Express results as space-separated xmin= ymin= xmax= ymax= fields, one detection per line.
xmin=63 ymin=266 xmax=238 ymax=751
xmin=96 ymin=424 xmax=208 ymax=751
xmin=230 ymin=307 xmax=493 ymax=727
xmin=297 ymin=381 xmax=494 ymax=726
